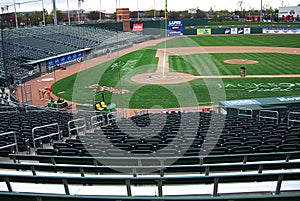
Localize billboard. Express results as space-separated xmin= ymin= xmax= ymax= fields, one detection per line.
xmin=197 ymin=28 xmax=211 ymax=35
xmin=168 ymin=20 xmax=183 ymax=37
xmin=133 ymin=23 xmax=144 ymax=32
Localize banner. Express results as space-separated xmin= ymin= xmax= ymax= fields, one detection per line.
xmin=237 ymin=28 xmax=244 ymax=34
xmin=167 ymin=20 xmax=183 ymax=37
xmin=133 ymin=23 xmax=144 ymax=32
xmin=46 ymin=52 xmax=83 ymax=67
xmin=197 ymin=28 xmax=211 ymax=35
xmin=263 ymin=27 xmax=300 ymax=34
xmin=231 ymin=28 xmax=238 ymax=34
xmin=244 ymin=27 xmax=251 ymax=34
xmin=224 ymin=28 xmax=231 ymax=34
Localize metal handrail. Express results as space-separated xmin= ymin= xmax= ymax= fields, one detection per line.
xmin=67 ymin=118 xmax=86 ymax=138
xmin=238 ymin=108 xmax=253 ymax=118
xmin=259 ymin=110 xmax=279 ymax=124
xmin=90 ymin=114 xmax=104 ymax=132
xmin=288 ymin=112 xmax=300 ymax=127
xmin=31 ymin=123 xmax=60 ymax=154
xmin=0 ymin=131 xmax=18 ymax=154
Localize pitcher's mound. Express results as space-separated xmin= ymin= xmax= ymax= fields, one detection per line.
xmin=224 ymin=59 xmax=259 ymax=64
xmin=131 ymin=72 xmax=195 ymax=84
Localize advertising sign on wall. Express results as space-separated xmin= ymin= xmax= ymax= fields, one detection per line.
xmin=197 ymin=28 xmax=211 ymax=35
xmin=224 ymin=28 xmax=231 ymax=34
xmin=244 ymin=27 xmax=251 ymax=34
xmin=263 ymin=27 xmax=300 ymax=34
xmin=231 ymin=28 xmax=238 ymax=34
xmin=133 ymin=23 xmax=144 ymax=32
xmin=46 ymin=52 xmax=83 ymax=67
xmin=168 ymin=20 xmax=183 ymax=36
xmin=237 ymin=28 xmax=244 ymax=34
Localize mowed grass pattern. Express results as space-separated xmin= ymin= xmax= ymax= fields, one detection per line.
xmin=52 ymin=34 xmax=300 ymax=108
xmin=157 ymin=35 xmax=300 ymax=48
xmin=169 ymin=53 xmax=300 ymax=76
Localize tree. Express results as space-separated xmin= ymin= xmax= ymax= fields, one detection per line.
xmin=168 ymin=11 xmax=180 ymax=19
xmin=237 ymin=0 xmax=244 ymax=12
xmin=87 ymin=11 xmax=100 ymax=20
xmin=195 ymin=9 xmax=206 ymax=18
xmin=236 ymin=0 xmax=246 ymax=19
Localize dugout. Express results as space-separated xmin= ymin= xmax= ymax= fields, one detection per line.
xmin=219 ymin=96 xmax=300 ymax=119
xmin=25 ymin=48 xmax=91 ymax=74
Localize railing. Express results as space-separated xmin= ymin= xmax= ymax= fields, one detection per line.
xmin=288 ymin=112 xmax=300 ymax=127
xmin=259 ymin=110 xmax=279 ymax=124
xmin=68 ymin=118 xmax=86 ymax=138
xmin=1 ymin=159 xmax=300 ymax=177
xmin=10 ymin=151 xmax=300 ymax=167
xmin=90 ymin=114 xmax=105 ymax=132
xmin=31 ymin=123 xmax=61 ymax=153
xmin=238 ymin=108 xmax=253 ymax=118
xmin=0 ymin=131 xmax=18 ymax=154
xmin=0 ymin=171 xmax=299 ymax=198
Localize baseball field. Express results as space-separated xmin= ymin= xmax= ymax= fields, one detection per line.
xmin=51 ymin=34 xmax=300 ymax=109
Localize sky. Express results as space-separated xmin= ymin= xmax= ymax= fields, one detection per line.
xmin=0 ymin=0 xmax=299 ymax=14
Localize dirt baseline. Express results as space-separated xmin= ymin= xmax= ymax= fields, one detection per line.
xmin=224 ymin=59 xmax=259 ymax=64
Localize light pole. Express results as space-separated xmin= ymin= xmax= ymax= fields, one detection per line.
xmin=153 ymin=0 xmax=156 ymax=19
xmin=260 ymin=0 xmax=263 ymax=22
xmin=99 ymin=0 xmax=102 ymax=22
xmin=78 ymin=0 xmax=81 ymax=24
xmin=137 ymin=0 xmax=140 ymax=21
xmin=67 ymin=0 xmax=71 ymax=25
xmin=41 ymin=0 xmax=46 ymax=26
xmin=52 ymin=0 xmax=57 ymax=25
xmin=13 ymin=0 xmax=18 ymax=28
xmin=1 ymin=14 xmax=9 ymax=87
xmin=99 ymin=0 xmax=106 ymax=22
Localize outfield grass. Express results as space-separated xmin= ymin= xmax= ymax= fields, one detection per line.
xmin=155 ymin=35 xmax=300 ymax=48
xmin=52 ymin=34 xmax=300 ymax=109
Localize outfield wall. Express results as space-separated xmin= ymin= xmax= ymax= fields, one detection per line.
xmin=82 ymin=19 xmax=299 ymax=36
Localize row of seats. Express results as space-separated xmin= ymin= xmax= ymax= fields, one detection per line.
xmin=0 ymin=106 xmax=299 ymax=158
xmin=33 ymin=111 xmax=300 ymax=157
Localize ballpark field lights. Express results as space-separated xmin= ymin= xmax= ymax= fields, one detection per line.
xmin=67 ymin=0 xmax=71 ymax=25
xmin=41 ymin=0 xmax=45 ymax=26
xmin=52 ymin=0 xmax=57 ymax=25
xmin=260 ymin=0 xmax=263 ymax=22
xmin=163 ymin=0 xmax=167 ymax=78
